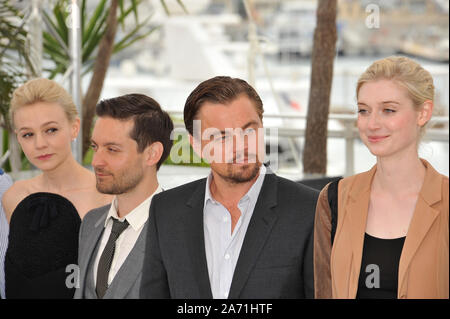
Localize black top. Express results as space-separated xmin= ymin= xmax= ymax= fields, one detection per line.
xmin=5 ymin=193 xmax=81 ymax=299
xmin=356 ymin=232 xmax=406 ymax=299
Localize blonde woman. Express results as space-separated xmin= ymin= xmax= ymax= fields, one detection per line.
xmin=2 ymin=78 xmax=111 ymax=298
xmin=314 ymin=56 xmax=448 ymax=299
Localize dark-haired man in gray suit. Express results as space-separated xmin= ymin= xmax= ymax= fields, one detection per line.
xmin=141 ymin=76 xmax=318 ymax=299
xmin=74 ymin=94 xmax=173 ymax=299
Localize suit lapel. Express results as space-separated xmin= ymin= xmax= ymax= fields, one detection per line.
xmin=79 ymin=207 xmax=109 ymax=297
xmin=185 ymin=179 xmax=213 ymax=298
xmin=344 ymin=160 xmax=444 ymax=298
xmin=345 ymin=168 xmax=375 ymax=298
xmin=103 ymin=223 xmax=148 ymax=299
xmin=398 ymin=161 xmax=443 ymax=295
xmin=228 ymin=172 xmax=278 ymax=299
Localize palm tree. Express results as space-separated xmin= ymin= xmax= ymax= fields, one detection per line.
xmin=303 ymin=0 xmax=337 ymax=175
xmin=0 ymin=0 xmax=37 ymax=173
xmin=43 ymin=0 xmax=186 ymax=159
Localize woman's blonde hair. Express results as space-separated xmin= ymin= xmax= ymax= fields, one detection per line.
xmin=356 ymin=56 xmax=434 ymax=110
xmin=9 ymin=78 xmax=78 ymax=127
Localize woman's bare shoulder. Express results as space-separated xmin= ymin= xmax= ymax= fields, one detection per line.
xmin=66 ymin=170 xmax=113 ymax=218
xmin=91 ymin=188 xmax=113 ymax=207
xmin=2 ymin=179 xmax=33 ymax=223
xmin=72 ymin=188 xmax=112 ymax=219
xmin=79 ymin=168 xmax=112 ymax=205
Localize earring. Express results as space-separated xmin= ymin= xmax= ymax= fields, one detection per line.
xmin=72 ymin=138 xmax=77 ymax=143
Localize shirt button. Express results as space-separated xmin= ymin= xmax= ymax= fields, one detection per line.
xmin=223 ymin=217 xmax=228 ymax=222
xmin=224 ymin=292 xmax=228 ymax=298
xmin=224 ymin=254 xmax=230 ymax=260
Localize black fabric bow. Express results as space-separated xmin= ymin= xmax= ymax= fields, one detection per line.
xmin=29 ymin=198 xmax=59 ymax=231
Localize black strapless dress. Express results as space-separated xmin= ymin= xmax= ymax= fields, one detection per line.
xmin=5 ymin=193 xmax=81 ymax=299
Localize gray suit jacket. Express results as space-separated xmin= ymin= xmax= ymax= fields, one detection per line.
xmin=74 ymin=204 xmax=147 ymax=299
xmin=140 ymin=171 xmax=318 ymax=299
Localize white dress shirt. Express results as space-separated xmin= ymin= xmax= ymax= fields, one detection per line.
xmin=203 ymin=165 xmax=266 ymax=299
xmin=93 ymin=186 xmax=162 ymax=286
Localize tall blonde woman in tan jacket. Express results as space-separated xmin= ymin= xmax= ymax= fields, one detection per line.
xmin=314 ymin=56 xmax=449 ymax=299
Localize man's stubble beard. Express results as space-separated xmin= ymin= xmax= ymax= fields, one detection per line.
xmin=217 ymin=161 xmax=261 ymax=184
xmin=96 ymin=167 xmax=144 ymax=195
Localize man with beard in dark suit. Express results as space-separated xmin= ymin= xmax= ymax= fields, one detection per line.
xmin=141 ymin=76 xmax=318 ymax=299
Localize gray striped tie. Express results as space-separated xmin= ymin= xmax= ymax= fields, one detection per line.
xmin=96 ymin=217 xmax=129 ymax=298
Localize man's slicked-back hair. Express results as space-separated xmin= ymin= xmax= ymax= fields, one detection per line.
xmin=96 ymin=94 xmax=174 ymax=170
xmin=183 ymin=76 xmax=264 ymax=135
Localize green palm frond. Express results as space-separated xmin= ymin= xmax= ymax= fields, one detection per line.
xmin=160 ymin=0 xmax=188 ymax=16
xmin=0 ymin=0 xmax=36 ymax=171
xmin=0 ymin=0 xmax=35 ymax=124
xmin=42 ymin=0 xmax=166 ymax=80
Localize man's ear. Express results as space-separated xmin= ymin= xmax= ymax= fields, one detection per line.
xmin=145 ymin=142 xmax=164 ymax=167
xmin=417 ymin=100 xmax=433 ymax=127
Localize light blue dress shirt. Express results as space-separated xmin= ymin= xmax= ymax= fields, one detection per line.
xmin=0 ymin=169 xmax=13 ymax=299
xmin=203 ymin=165 xmax=266 ymax=299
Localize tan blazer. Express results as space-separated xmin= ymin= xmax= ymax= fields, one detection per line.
xmin=314 ymin=159 xmax=449 ymax=299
